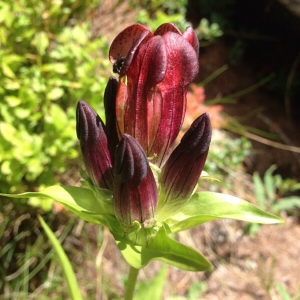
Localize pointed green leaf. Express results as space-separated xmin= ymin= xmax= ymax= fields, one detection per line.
xmin=38 ymin=216 xmax=82 ymax=300
xmin=253 ymin=172 xmax=266 ymax=208
xmin=114 ymin=226 xmax=212 ymax=271
xmin=1 ymin=63 xmax=15 ymax=78
xmin=0 ymin=186 xmax=119 ymax=230
xmin=272 ymin=196 xmax=300 ymax=212
xmin=32 ymin=31 xmax=49 ymax=56
xmin=264 ymin=165 xmax=276 ymax=201
xmin=166 ymin=192 xmax=284 ymax=233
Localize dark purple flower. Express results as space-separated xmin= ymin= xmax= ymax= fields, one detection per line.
xmin=109 ymin=23 xmax=199 ymax=166
xmin=76 ymin=23 xmax=209 ymax=232
xmin=113 ymin=134 xmax=158 ymax=228
xmin=161 ymin=113 xmax=212 ymax=202
xmin=104 ymin=76 xmax=119 ymax=160
xmin=76 ymin=100 xmax=113 ymax=190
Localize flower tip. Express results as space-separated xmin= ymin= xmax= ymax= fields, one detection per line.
xmin=182 ymin=26 xmax=199 ymax=57
xmin=200 ymin=112 xmax=211 ymax=129
xmin=76 ymin=100 xmax=102 ymax=144
xmin=76 ymin=100 xmax=88 ymax=142
xmin=180 ymin=113 xmax=212 ymax=154
xmin=114 ymin=134 xmax=148 ymax=185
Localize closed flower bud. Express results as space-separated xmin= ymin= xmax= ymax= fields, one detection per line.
xmin=104 ymin=76 xmax=119 ymax=159
xmin=76 ymin=100 xmax=113 ymax=190
xmin=113 ymin=134 xmax=158 ymax=228
xmin=161 ymin=113 xmax=212 ymax=203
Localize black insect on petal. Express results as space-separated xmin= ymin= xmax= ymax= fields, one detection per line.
xmin=113 ymin=56 xmax=126 ymax=74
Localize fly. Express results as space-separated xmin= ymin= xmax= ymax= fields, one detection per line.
xmin=113 ymin=56 xmax=126 ymax=74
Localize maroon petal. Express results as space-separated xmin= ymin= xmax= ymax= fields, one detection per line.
xmin=154 ymin=23 xmax=182 ymax=36
xmin=113 ymin=134 xmax=158 ymax=228
xmin=118 ymin=35 xmax=168 ymax=151
xmin=148 ymin=32 xmax=199 ymax=165
xmin=76 ymin=101 xmax=113 ymax=190
xmin=104 ymin=77 xmax=119 ymax=160
xmin=109 ymin=24 xmax=150 ymax=63
xmin=161 ymin=113 xmax=212 ymax=201
xmin=119 ymin=30 xmax=153 ymax=77
xmin=162 ymin=32 xmax=199 ymax=86
xmin=113 ymin=24 xmax=200 ymax=167
xmin=182 ymin=26 xmax=199 ymax=57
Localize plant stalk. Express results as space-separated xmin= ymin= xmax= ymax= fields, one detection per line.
xmin=124 ymin=266 xmax=139 ymax=300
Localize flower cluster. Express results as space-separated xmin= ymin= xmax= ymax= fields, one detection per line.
xmin=1 ymin=23 xmax=282 ymax=274
xmin=76 ymin=23 xmax=212 ymax=241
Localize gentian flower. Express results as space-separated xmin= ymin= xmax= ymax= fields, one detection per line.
xmin=109 ymin=23 xmax=200 ymax=166
xmin=3 ymin=23 xmax=282 ymax=274
xmin=74 ymin=32 xmax=214 ymax=294
xmin=75 ymin=23 xmax=212 ymax=239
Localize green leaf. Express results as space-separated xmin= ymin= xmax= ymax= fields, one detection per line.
xmin=0 ymin=122 xmax=17 ymax=141
xmin=0 ymin=186 xmax=118 ymax=230
xmin=166 ymin=192 xmax=284 ymax=233
xmin=272 ymin=196 xmax=300 ymax=212
xmin=15 ymin=107 xmax=31 ymax=119
xmin=32 ymin=31 xmax=49 ymax=56
xmin=253 ymin=172 xmax=266 ymax=208
xmin=41 ymin=63 xmax=68 ymax=74
xmin=114 ymin=226 xmax=212 ymax=271
xmin=134 ymin=266 xmax=167 ymax=300
xmin=1 ymin=63 xmax=15 ymax=78
xmin=50 ymin=103 xmax=67 ymax=128
xmin=275 ymin=283 xmax=292 ymax=300
xmin=47 ymin=87 xmax=64 ymax=100
xmin=264 ymin=165 xmax=276 ymax=201
xmin=38 ymin=216 xmax=83 ymax=300
xmin=5 ymin=95 xmax=21 ymax=107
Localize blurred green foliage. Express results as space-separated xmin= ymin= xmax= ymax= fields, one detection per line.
xmin=137 ymin=0 xmax=223 ymax=42
xmin=206 ymin=136 xmax=251 ymax=175
xmin=195 ymin=18 xmax=223 ymax=42
xmin=136 ymin=0 xmax=189 ymax=32
xmin=253 ymin=165 xmax=300 ymax=215
xmin=244 ymin=165 xmax=300 ymax=236
xmin=137 ymin=0 xmax=187 ymax=15
xmin=0 ymin=0 xmax=110 ymax=194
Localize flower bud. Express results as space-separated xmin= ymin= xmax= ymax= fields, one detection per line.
xmin=161 ymin=113 xmax=212 ymax=202
xmin=104 ymin=76 xmax=119 ymax=159
xmin=113 ymin=134 xmax=158 ymax=228
xmin=76 ymin=100 xmax=113 ymax=190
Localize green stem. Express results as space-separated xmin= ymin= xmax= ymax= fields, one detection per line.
xmin=124 ymin=266 xmax=139 ymax=300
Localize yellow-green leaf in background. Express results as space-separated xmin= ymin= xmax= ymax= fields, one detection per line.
xmin=32 ymin=31 xmax=49 ymax=56
xmin=38 ymin=216 xmax=83 ymax=300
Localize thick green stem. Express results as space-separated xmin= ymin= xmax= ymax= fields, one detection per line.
xmin=124 ymin=266 xmax=139 ymax=300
